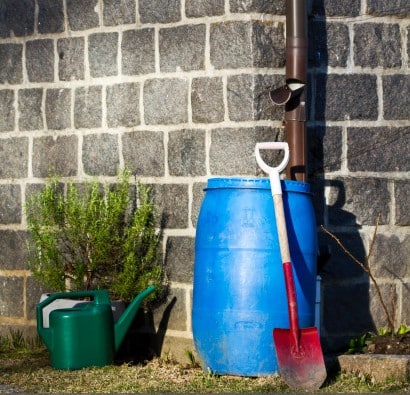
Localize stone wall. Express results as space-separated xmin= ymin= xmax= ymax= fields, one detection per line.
xmin=0 ymin=0 xmax=408 ymax=360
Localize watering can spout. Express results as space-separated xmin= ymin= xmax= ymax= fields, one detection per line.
xmin=114 ymin=285 xmax=156 ymax=351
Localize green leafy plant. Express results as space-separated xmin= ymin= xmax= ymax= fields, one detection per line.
xmin=378 ymin=327 xmax=391 ymax=336
xmin=346 ymin=332 xmax=375 ymax=354
xmin=25 ymin=169 xmax=164 ymax=302
xmin=396 ymin=324 xmax=410 ymax=335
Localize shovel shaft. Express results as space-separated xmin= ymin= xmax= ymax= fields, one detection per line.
xmin=282 ymin=261 xmax=300 ymax=348
xmin=273 ymin=194 xmax=300 ymax=349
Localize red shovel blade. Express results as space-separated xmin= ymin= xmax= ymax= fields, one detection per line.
xmin=273 ymin=327 xmax=327 ymax=390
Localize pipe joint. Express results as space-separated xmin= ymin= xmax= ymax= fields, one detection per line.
xmin=270 ymin=79 xmax=305 ymax=106
xmin=270 ymin=79 xmax=306 ymax=122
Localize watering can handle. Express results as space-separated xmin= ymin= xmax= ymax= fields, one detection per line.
xmin=36 ymin=289 xmax=110 ymax=333
xmin=37 ymin=290 xmax=110 ymax=310
xmin=255 ymin=142 xmax=290 ymax=195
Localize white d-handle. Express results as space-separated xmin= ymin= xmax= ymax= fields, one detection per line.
xmin=255 ymin=142 xmax=290 ymax=196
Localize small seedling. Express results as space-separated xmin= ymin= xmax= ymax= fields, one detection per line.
xmin=397 ymin=324 xmax=410 ymax=335
xmin=378 ymin=327 xmax=392 ymax=336
xmin=346 ymin=332 xmax=375 ymax=354
xmin=184 ymin=349 xmax=199 ymax=368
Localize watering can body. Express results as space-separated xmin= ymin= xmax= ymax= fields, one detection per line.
xmin=36 ymin=285 xmax=155 ymax=370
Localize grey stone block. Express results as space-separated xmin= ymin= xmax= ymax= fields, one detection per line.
xmin=369 ymin=283 xmax=398 ymax=329
xmin=0 ymin=230 xmax=29 ymax=270
xmin=25 ymin=183 xmax=52 ymax=201
xmin=229 ymin=0 xmax=285 ymax=14
xmin=327 ymin=177 xmax=390 ymax=226
xmin=315 ymin=74 xmax=378 ymax=121
xmin=227 ymin=74 xmax=254 ymax=121
xmin=107 ymin=83 xmax=140 ymax=127
xmin=347 ymin=127 xmax=409 ymax=172
xmin=354 ymin=23 xmax=401 ymax=68
xmin=186 ymin=0 xmax=224 ymax=17
xmin=0 ymin=90 xmax=15 ymax=131
xmin=122 ymin=130 xmax=164 ymax=176
xmin=26 ymin=39 xmax=54 ymax=82
xmin=227 ymin=74 xmax=284 ymax=122
xmin=337 ymin=354 xmax=410 ymax=384
xmin=74 ymin=86 xmax=102 ymax=128
xmin=210 ymin=21 xmax=253 ymax=69
xmin=46 ymin=89 xmax=71 ymax=130
xmin=38 ymin=0 xmax=64 ymax=34
xmin=150 ymin=183 xmax=189 ymax=228
xmin=122 ymin=29 xmax=155 ymax=75
xmin=209 ymin=127 xmax=283 ymax=175
xmin=191 ymin=77 xmax=224 ymax=123
xmin=157 ymin=336 xmax=196 ymax=364
xmin=322 ymin=282 xmax=375 ymax=335
xmin=252 ymin=21 xmax=285 ymax=68
xmin=372 ymin=234 xmax=410 ymax=279
xmin=168 ymin=129 xmax=206 ymax=176
xmin=18 ymin=89 xmax=43 ymax=131
xmin=165 ymin=236 xmax=194 ymax=282
xmin=83 ymin=133 xmax=119 ymax=176
xmin=367 ymin=0 xmax=410 ymax=18
xmin=383 ymin=75 xmax=410 ymax=120
xmin=0 ymin=0 xmax=35 ymax=37
xmin=89 ymin=33 xmax=118 ymax=77
xmin=210 ymin=21 xmax=284 ymax=69
xmin=402 ymin=281 xmax=410 ymax=325
xmin=139 ymin=0 xmax=181 ymax=23
xmin=311 ymin=0 xmax=360 ymax=17
xmin=308 ymin=126 xmax=342 ymax=176
xmin=159 ymin=24 xmax=206 ymax=72
xmin=66 ymin=0 xmax=99 ymax=31
xmin=103 ymin=0 xmax=136 ymax=25
xmin=408 ymin=27 xmax=410 ymax=63
xmin=0 ymin=185 xmax=21 ymax=224
xmin=26 ymin=277 xmax=50 ymax=320
xmin=0 ymin=137 xmax=28 ymax=178
xmin=0 ymin=44 xmax=23 ymax=84
xmin=32 ymin=135 xmax=78 ymax=177
xmin=192 ymin=182 xmax=206 ymax=228
xmin=57 ymin=38 xmax=85 ymax=81
xmin=153 ymin=287 xmax=187 ymax=331
xmin=144 ymin=78 xmax=188 ymax=125
xmin=309 ymin=21 xmax=349 ymax=68
xmin=0 ymin=277 xmax=24 ymax=317
xmin=395 ymin=180 xmax=410 ymax=226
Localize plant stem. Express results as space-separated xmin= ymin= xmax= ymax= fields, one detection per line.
xmin=321 ymin=215 xmax=395 ymax=332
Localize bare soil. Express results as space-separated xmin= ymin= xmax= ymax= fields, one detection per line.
xmin=366 ymin=333 xmax=410 ymax=355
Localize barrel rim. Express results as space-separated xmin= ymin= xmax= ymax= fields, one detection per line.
xmin=205 ymin=177 xmax=311 ymax=194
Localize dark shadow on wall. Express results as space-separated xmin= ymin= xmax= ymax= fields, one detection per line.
xmin=307 ymin=0 xmax=374 ymax=353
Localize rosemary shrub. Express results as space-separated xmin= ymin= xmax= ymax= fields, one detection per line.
xmin=25 ymin=170 xmax=163 ymax=302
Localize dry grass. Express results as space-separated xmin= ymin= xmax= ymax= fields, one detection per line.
xmin=0 ymin=347 xmax=409 ymax=393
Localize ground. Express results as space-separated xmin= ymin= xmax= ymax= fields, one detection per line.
xmin=366 ymin=333 xmax=410 ymax=355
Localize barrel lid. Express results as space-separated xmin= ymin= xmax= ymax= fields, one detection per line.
xmin=206 ymin=177 xmax=311 ymax=194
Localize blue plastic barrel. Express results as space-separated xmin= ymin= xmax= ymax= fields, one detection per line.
xmin=192 ymin=177 xmax=318 ymax=376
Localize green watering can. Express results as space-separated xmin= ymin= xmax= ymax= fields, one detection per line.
xmin=36 ymin=285 xmax=155 ymax=370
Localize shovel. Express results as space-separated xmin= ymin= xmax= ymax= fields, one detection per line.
xmin=255 ymin=142 xmax=326 ymax=390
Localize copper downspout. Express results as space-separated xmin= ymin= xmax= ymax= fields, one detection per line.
xmin=270 ymin=0 xmax=308 ymax=182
